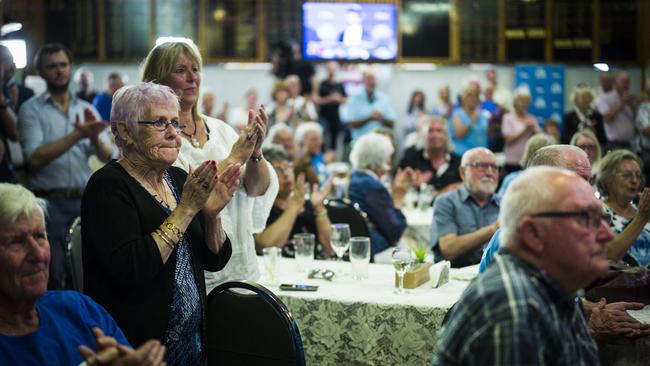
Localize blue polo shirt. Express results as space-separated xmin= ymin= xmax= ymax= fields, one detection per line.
xmin=343 ymin=90 xmax=396 ymax=141
xmin=431 ymin=185 xmax=500 ymax=267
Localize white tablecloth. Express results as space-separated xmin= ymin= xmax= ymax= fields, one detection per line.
xmin=257 ymin=257 xmax=472 ymax=366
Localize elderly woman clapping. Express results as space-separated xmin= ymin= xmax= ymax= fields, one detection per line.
xmin=81 ymin=82 xmax=240 ymax=365
xmin=597 ymin=150 xmax=650 ymax=268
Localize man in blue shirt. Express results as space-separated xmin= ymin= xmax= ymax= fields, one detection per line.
xmin=0 ymin=183 xmax=165 ymax=365
xmin=479 ymin=144 xmax=593 ymax=273
xmin=431 ymin=147 xmax=500 ymax=267
xmin=92 ymin=72 xmax=125 ymax=121
xmin=342 ymin=71 xmax=396 ymax=142
xmin=18 ymin=44 xmax=114 ymax=289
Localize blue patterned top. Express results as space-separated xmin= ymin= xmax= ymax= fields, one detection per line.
xmin=602 ymin=202 xmax=650 ymax=268
xmin=157 ymin=172 xmax=204 ymax=365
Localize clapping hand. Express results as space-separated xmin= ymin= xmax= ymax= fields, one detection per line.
xmin=179 ymin=161 xmax=219 ymax=215
xmin=202 ymin=163 xmax=242 ymax=217
xmin=637 ymin=188 xmax=650 ymax=223
xmin=393 ymin=167 xmax=415 ymax=194
xmin=228 ymin=106 xmax=267 ymax=164
xmin=413 ymin=169 xmax=433 ymax=188
xmin=310 ymin=179 xmax=333 ymax=209
xmin=289 ymin=173 xmax=307 ymax=211
xmin=78 ymin=327 xmax=166 ymax=366
xmin=75 ymin=108 xmax=108 ymax=144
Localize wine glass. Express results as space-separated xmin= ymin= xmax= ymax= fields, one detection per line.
xmin=330 ymin=223 xmax=351 ymax=272
xmin=392 ymin=247 xmax=413 ymax=294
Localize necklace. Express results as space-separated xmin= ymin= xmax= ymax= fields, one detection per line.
xmin=181 ymin=115 xmax=201 ymax=148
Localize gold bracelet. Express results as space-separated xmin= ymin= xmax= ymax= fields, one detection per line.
xmin=163 ymin=220 xmax=183 ymax=240
xmin=153 ymin=229 xmax=175 ymax=250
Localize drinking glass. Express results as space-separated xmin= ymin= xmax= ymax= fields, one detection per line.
xmin=392 ymin=247 xmax=413 ymax=294
xmin=262 ymin=247 xmax=281 ymax=285
xmin=294 ymin=233 xmax=315 ymax=273
xmin=330 ymin=223 xmax=351 ymax=261
xmin=349 ymin=236 xmax=371 ymax=280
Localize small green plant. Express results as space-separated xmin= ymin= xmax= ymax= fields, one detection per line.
xmin=413 ymin=245 xmax=427 ymax=264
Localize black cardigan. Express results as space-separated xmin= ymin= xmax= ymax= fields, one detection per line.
xmin=81 ymin=160 xmax=231 ymax=348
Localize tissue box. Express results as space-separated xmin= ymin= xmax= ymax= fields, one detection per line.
xmin=395 ymin=262 xmax=432 ymax=289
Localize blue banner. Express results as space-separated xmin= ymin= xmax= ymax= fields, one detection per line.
xmin=514 ymin=64 xmax=565 ymax=128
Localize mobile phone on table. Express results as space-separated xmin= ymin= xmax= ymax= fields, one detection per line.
xmin=279 ymin=283 xmax=319 ymax=291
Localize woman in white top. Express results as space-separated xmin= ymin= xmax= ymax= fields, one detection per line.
xmin=141 ymin=38 xmax=279 ymax=290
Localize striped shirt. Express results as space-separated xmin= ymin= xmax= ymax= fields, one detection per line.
xmin=432 ymin=250 xmax=600 ymax=366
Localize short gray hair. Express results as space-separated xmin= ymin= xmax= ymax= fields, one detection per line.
xmin=263 ymin=122 xmax=293 ymax=148
xmin=520 ymin=133 xmax=557 ymax=167
xmin=499 ymin=166 xmax=572 ymax=247
xmin=596 ymin=149 xmax=643 ymax=197
xmin=460 ymin=147 xmax=495 ymax=167
xmin=294 ymin=121 xmax=323 ymax=143
xmin=0 ymin=183 xmax=47 ymax=229
xmin=527 ymin=144 xmax=586 ymax=169
xmin=349 ymin=133 xmax=394 ymax=170
xmin=110 ymin=82 xmax=180 ymax=151
xmin=263 ymin=144 xmax=288 ymax=165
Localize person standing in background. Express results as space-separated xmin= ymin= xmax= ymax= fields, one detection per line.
xmin=92 ymin=72 xmax=125 ymax=121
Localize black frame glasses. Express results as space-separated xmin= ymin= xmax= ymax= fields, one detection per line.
xmin=137 ymin=119 xmax=185 ymax=132
xmin=530 ymin=210 xmax=610 ymax=229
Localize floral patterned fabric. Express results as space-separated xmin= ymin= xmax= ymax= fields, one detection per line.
xmin=278 ymin=296 xmax=448 ymax=366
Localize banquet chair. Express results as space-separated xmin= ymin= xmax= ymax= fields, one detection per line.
xmin=65 ymin=216 xmax=83 ymax=291
xmin=206 ymin=281 xmax=306 ymax=366
xmin=324 ymin=198 xmax=370 ymax=237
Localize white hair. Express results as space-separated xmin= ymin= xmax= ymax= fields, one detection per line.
xmin=499 ymin=166 xmax=573 ymax=247
xmin=349 ymin=133 xmax=394 ymax=171
xmin=460 ymin=147 xmax=495 ymax=166
xmin=513 ymin=85 xmax=532 ymax=101
xmin=294 ymin=121 xmax=323 ymax=143
xmin=263 ymin=122 xmax=293 ymax=149
xmin=0 ymin=183 xmax=47 ymax=228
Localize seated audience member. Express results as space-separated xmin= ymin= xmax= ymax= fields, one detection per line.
xmin=481 ymin=145 xmax=594 ymax=272
xmin=571 ymin=129 xmax=603 ymax=177
xmin=268 ymin=81 xmax=296 ymax=127
xmin=398 ymin=115 xmax=462 ymax=195
xmin=543 ymin=119 xmax=561 ymax=142
xmin=431 ymin=148 xmax=499 ymax=267
xmin=343 ymin=70 xmax=396 ymax=142
xmin=92 ymin=72 xmax=125 ymax=121
xmin=597 ymin=150 xmax=650 ymax=268
xmin=0 ymin=183 xmax=166 ymax=365
xmin=502 ymin=86 xmax=540 ymax=174
xmin=433 ymin=167 xmax=614 ymax=365
xmin=294 ymin=122 xmax=334 ymax=185
xmin=348 ymin=133 xmax=407 ymax=255
xmin=254 ymin=145 xmax=334 ymax=258
xmin=449 ymin=86 xmax=489 ymax=156
xmin=562 ymin=84 xmax=606 ymax=145
xmin=227 ymin=88 xmax=258 ymax=132
xmin=497 ymin=133 xmax=557 ymax=198
xmin=265 ymin=122 xmax=297 ymax=161
xmin=82 ymin=83 xmax=238 ymax=364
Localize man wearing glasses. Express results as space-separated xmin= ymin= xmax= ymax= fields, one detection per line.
xmin=18 ymin=43 xmax=114 ymax=289
xmin=433 ymin=166 xmax=614 ymax=365
xmin=430 ymin=147 xmax=500 ymax=267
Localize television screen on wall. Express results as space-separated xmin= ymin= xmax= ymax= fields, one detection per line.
xmin=302 ymin=2 xmax=398 ymax=61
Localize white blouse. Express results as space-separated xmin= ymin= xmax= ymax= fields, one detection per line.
xmin=174 ymin=116 xmax=279 ymax=290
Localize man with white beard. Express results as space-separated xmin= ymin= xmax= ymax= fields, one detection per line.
xmin=431 ymin=147 xmax=500 ymax=267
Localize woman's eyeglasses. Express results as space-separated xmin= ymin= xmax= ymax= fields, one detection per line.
xmin=137 ymin=118 xmax=185 ymax=132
